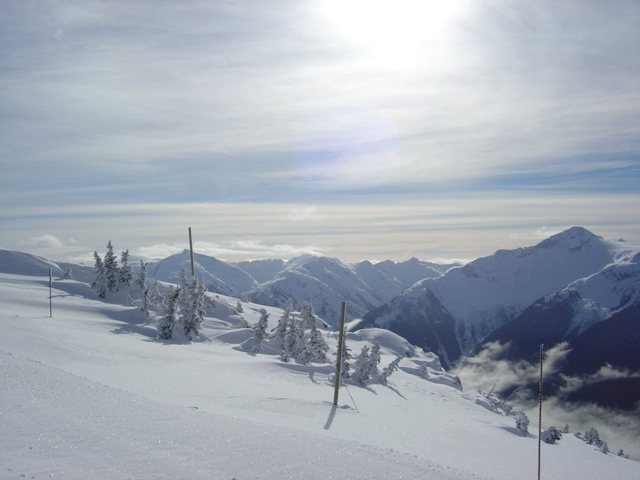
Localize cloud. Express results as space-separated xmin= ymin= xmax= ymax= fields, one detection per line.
xmin=134 ymin=240 xmax=323 ymax=262
xmin=20 ymin=234 xmax=64 ymax=248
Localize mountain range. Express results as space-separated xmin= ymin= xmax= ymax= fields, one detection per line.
xmin=2 ymin=226 xmax=638 ymax=411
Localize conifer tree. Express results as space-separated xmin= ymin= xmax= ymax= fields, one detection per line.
xmin=63 ymin=267 xmax=72 ymax=280
xmin=118 ymin=249 xmax=133 ymax=288
xmin=157 ymin=286 xmax=180 ymax=339
xmin=379 ymin=356 xmax=402 ymax=386
xmin=180 ymin=279 xmax=206 ymax=341
xmin=140 ymin=286 xmax=151 ymax=316
xmin=103 ymin=241 xmax=119 ymax=293
xmin=135 ymin=260 xmax=148 ymax=290
xmin=353 ymin=345 xmax=374 ymax=386
xmin=91 ymin=251 xmax=107 ymax=298
xmin=253 ymin=309 xmax=270 ymax=353
xmin=339 ymin=329 xmax=352 ymax=378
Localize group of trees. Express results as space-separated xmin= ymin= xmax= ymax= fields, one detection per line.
xmin=267 ymin=300 xmax=329 ymax=363
xmin=91 ymin=241 xmax=132 ymax=298
xmin=91 ymin=242 xmax=207 ymax=342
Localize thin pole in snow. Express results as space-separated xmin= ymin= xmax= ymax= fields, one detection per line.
xmin=538 ymin=343 xmax=544 ymax=480
xmin=188 ymin=227 xmax=195 ymax=278
xmin=333 ymin=301 xmax=347 ymax=406
xmin=49 ymin=267 xmax=52 ymax=317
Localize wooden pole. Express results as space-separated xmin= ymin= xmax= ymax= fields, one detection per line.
xmin=49 ymin=267 xmax=52 ymax=317
xmin=333 ymin=301 xmax=347 ymax=406
xmin=538 ymin=344 xmax=544 ymax=480
xmin=188 ymin=227 xmax=195 ymax=278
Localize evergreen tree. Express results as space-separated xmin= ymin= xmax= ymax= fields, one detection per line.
xmin=103 ymin=241 xmax=119 ymax=293
xmin=149 ymin=281 xmax=162 ymax=310
xmin=299 ymin=301 xmax=316 ymax=329
xmin=541 ymin=426 xmax=563 ymax=444
xmin=236 ymin=300 xmax=244 ymax=313
xmin=274 ymin=299 xmax=293 ymax=359
xmin=419 ymin=363 xmax=430 ymax=378
xmin=253 ymin=309 xmax=270 ymax=353
xmin=180 ymin=279 xmax=207 ymax=341
xmin=135 ymin=260 xmax=148 ymax=290
xmin=339 ymin=329 xmax=352 ymax=378
xmin=282 ymin=316 xmax=301 ymax=362
xmin=301 ymin=319 xmax=329 ymax=364
xmin=514 ymin=411 xmax=530 ymax=436
xmin=157 ymin=286 xmax=180 ymax=339
xmin=379 ymin=356 xmax=402 ymax=386
xmin=91 ymin=251 xmax=107 ymax=298
xmin=63 ymin=267 xmax=72 ymax=280
xmin=118 ymin=249 xmax=133 ymax=288
xmin=353 ymin=345 xmax=376 ymax=386
xmin=140 ymin=287 xmax=151 ymax=316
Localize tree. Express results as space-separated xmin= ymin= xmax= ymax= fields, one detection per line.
xmin=541 ymin=426 xmax=563 ymax=444
xmin=419 ymin=363 xmax=430 ymax=378
xmin=236 ymin=300 xmax=244 ymax=313
xmin=103 ymin=241 xmax=119 ymax=293
xmin=140 ymin=286 xmax=151 ymax=316
xmin=300 ymin=319 xmax=329 ymax=364
xmin=157 ymin=286 xmax=180 ymax=339
xmin=513 ymin=411 xmax=530 ymax=436
xmin=583 ymin=427 xmax=601 ymax=446
xmin=180 ymin=279 xmax=207 ymax=341
xmin=134 ymin=260 xmax=147 ymax=290
xmin=379 ymin=356 xmax=402 ymax=386
xmin=274 ymin=299 xmax=293 ymax=360
xmin=91 ymin=251 xmax=107 ymax=298
xmin=282 ymin=316 xmax=302 ymax=362
xmin=253 ymin=309 xmax=270 ymax=353
xmin=63 ymin=267 xmax=72 ymax=280
xmin=352 ymin=345 xmax=376 ymax=386
xmin=118 ymin=249 xmax=133 ymax=288
xmin=339 ymin=329 xmax=352 ymax=378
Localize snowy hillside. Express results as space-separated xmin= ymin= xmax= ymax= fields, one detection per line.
xmin=2 ymin=252 xmax=638 ymax=478
xmin=358 ymin=228 xmax=640 ymax=363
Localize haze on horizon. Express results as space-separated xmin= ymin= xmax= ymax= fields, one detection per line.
xmin=1 ymin=0 xmax=639 ymax=264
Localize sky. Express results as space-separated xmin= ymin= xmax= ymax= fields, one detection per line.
xmin=1 ymin=0 xmax=639 ymax=264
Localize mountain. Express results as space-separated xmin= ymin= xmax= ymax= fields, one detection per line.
xmin=146 ymin=250 xmax=257 ymax=296
xmin=246 ymin=255 xmax=381 ymax=325
xmin=233 ymin=258 xmax=285 ymax=283
xmin=357 ymin=228 xmax=640 ymax=369
xmin=0 ymin=248 xmax=95 ymax=283
xmin=353 ymin=257 xmax=455 ymax=303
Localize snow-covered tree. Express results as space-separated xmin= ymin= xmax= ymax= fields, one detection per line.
xmin=118 ymin=249 xmax=133 ymax=288
xmin=541 ymin=426 xmax=563 ymax=444
xmin=583 ymin=427 xmax=601 ymax=446
xmin=338 ymin=329 xmax=352 ymax=378
xmin=562 ymin=423 xmax=569 ymax=434
xmin=63 ymin=267 xmax=72 ymax=280
xmin=282 ymin=316 xmax=302 ymax=362
xmin=149 ymin=281 xmax=162 ymax=310
xmin=419 ymin=363 xmax=430 ymax=378
xmin=253 ymin=309 xmax=270 ymax=353
xmin=91 ymin=251 xmax=107 ymax=298
xmin=103 ymin=241 xmax=119 ymax=293
xmin=273 ymin=299 xmax=293 ymax=360
xmin=157 ymin=286 xmax=180 ymax=339
xmin=236 ymin=300 xmax=244 ymax=313
xmin=180 ymin=279 xmax=207 ymax=341
xmin=513 ymin=411 xmax=530 ymax=436
xmin=379 ymin=356 xmax=402 ymax=386
xmin=126 ymin=293 xmax=134 ymax=307
xmin=300 ymin=319 xmax=329 ymax=364
xmin=134 ymin=260 xmax=147 ymax=290
xmin=298 ymin=301 xmax=316 ymax=329
xmin=352 ymin=345 xmax=376 ymax=386
xmin=140 ymin=286 xmax=151 ymax=316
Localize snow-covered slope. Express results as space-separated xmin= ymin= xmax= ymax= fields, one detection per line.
xmin=358 ymin=228 xmax=640 ymax=367
xmin=2 ymin=256 xmax=639 ymax=478
xmin=147 ymin=250 xmax=257 ymax=296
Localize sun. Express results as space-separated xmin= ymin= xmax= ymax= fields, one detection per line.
xmin=322 ymin=0 xmax=467 ymax=67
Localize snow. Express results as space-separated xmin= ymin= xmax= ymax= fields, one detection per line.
xmin=1 ymin=255 xmax=639 ymax=479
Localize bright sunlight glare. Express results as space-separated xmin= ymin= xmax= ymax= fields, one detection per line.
xmin=322 ymin=0 xmax=468 ymax=68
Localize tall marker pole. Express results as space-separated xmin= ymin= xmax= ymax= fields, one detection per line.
xmin=538 ymin=344 xmax=544 ymax=480
xmin=49 ymin=267 xmax=53 ymax=317
xmin=333 ymin=301 xmax=347 ymax=406
xmin=188 ymin=227 xmax=195 ymax=278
